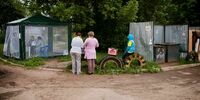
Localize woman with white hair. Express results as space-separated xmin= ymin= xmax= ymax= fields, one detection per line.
xmin=83 ymin=31 xmax=99 ymax=75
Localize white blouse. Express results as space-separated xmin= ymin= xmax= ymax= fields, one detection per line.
xmin=70 ymin=36 xmax=83 ymax=54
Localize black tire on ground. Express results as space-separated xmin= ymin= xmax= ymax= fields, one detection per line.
xmin=99 ymin=56 xmax=123 ymax=68
xmin=124 ymin=53 xmax=145 ymax=67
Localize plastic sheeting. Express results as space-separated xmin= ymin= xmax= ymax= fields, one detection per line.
xmin=25 ymin=26 xmax=48 ymax=58
xmin=24 ymin=26 xmax=69 ymax=58
xmin=165 ymin=25 xmax=188 ymax=52
xmin=154 ymin=25 xmax=164 ymax=44
xmin=4 ymin=25 xmax=69 ymax=59
xmin=129 ymin=22 xmax=154 ymax=61
xmin=3 ymin=26 xmax=20 ymax=58
xmin=53 ymin=26 xmax=68 ymax=56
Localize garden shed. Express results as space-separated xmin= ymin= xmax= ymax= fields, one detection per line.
xmin=3 ymin=14 xmax=71 ymax=59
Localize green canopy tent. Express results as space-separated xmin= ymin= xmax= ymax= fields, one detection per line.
xmin=3 ymin=14 xmax=72 ymax=60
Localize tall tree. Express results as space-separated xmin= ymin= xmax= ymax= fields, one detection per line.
xmin=21 ymin=0 xmax=95 ymax=31
xmin=137 ymin=0 xmax=178 ymax=24
xmin=0 ymin=0 xmax=25 ymax=43
xmin=137 ymin=0 xmax=200 ymax=25
xmin=0 ymin=0 xmax=25 ymax=26
xmin=50 ymin=1 xmax=95 ymax=31
xmin=94 ymin=0 xmax=138 ymax=50
xmin=173 ymin=0 xmax=200 ymax=25
xmin=22 ymin=0 xmax=139 ymax=50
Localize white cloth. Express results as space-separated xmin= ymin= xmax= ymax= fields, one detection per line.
xmin=195 ymin=39 xmax=200 ymax=52
xmin=70 ymin=36 xmax=83 ymax=54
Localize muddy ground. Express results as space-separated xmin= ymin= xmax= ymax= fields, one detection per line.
xmin=0 ymin=62 xmax=200 ymax=100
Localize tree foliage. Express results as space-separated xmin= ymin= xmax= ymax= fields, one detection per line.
xmin=137 ymin=0 xmax=178 ymax=24
xmin=50 ymin=1 xmax=95 ymax=31
xmin=0 ymin=0 xmax=199 ymax=48
xmin=20 ymin=0 xmax=138 ymax=50
xmin=0 ymin=0 xmax=25 ymax=43
xmin=137 ymin=0 xmax=200 ymax=25
xmin=93 ymin=0 xmax=139 ymax=50
xmin=173 ymin=0 xmax=200 ymax=25
xmin=0 ymin=0 xmax=25 ymax=26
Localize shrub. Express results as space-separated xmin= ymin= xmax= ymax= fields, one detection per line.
xmin=95 ymin=61 xmax=162 ymax=74
xmin=180 ymin=52 xmax=199 ymax=64
xmin=143 ymin=61 xmax=162 ymax=73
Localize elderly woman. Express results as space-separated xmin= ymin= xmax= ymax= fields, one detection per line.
xmin=70 ymin=32 xmax=84 ymax=75
xmin=83 ymin=31 xmax=99 ymax=75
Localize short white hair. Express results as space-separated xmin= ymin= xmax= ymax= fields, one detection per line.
xmin=88 ymin=31 xmax=94 ymax=37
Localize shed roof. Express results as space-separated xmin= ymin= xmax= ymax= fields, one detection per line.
xmin=7 ymin=14 xmax=68 ymax=26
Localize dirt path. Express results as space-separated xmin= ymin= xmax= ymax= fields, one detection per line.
xmin=0 ymin=62 xmax=200 ymax=100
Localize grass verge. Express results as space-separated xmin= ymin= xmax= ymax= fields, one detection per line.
xmin=179 ymin=58 xmax=199 ymax=65
xmin=66 ymin=55 xmax=162 ymax=75
xmin=95 ymin=61 xmax=161 ymax=75
xmin=0 ymin=43 xmax=169 ymax=74
xmin=57 ymin=55 xmax=71 ymax=62
xmin=0 ymin=43 xmax=45 ymax=69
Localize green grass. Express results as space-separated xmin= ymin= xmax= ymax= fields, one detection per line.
xmin=95 ymin=52 xmax=161 ymax=74
xmin=8 ymin=57 xmax=45 ymax=69
xmin=0 ymin=43 xmax=45 ymax=69
xmin=95 ymin=61 xmax=161 ymax=75
xmin=142 ymin=61 xmax=162 ymax=73
xmin=0 ymin=44 xmax=160 ymax=73
xmin=0 ymin=43 xmax=73 ymax=69
xmin=179 ymin=58 xmax=198 ymax=65
xmin=179 ymin=58 xmax=190 ymax=64
xmin=57 ymin=55 xmax=71 ymax=62
xmin=66 ymin=52 xmax=162 ymax=74
xmin=0 ymin=57 xmax=45 ymax=69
